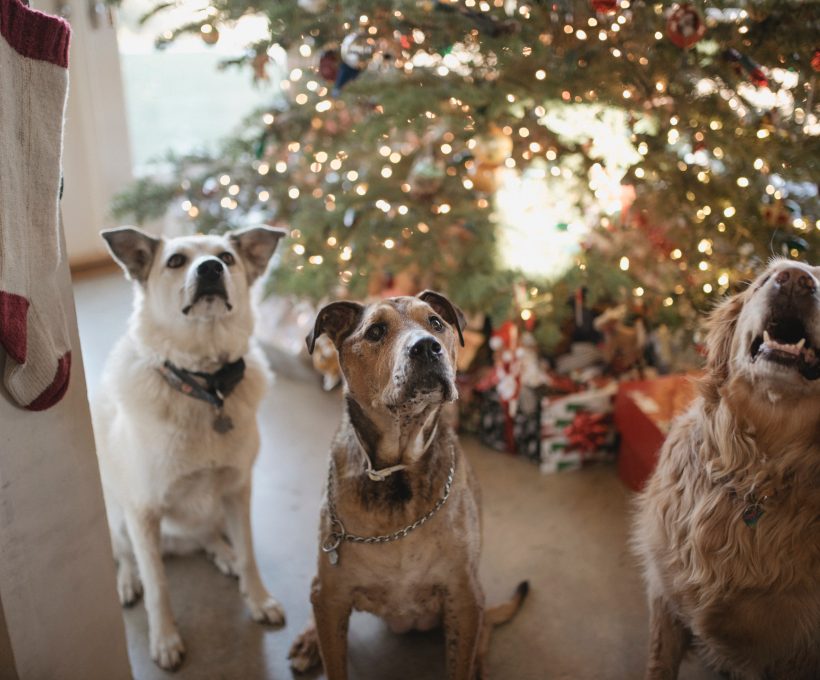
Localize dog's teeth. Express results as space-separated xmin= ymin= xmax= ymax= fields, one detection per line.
xmin=763 ymin=330 xmax=771 ymax=344
xmin=795 ymin=338 xmax=806 ymax=350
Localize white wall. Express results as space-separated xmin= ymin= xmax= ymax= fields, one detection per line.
xmin=57 ymin=0 xmax=134 ymax=265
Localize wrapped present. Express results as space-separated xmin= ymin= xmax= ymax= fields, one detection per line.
xmin=513 ymin=385 xmax=542 ymax=462
xmin=540 ymin=381 xmax=618 ymax=474
xmin=614 ymin=374 xmax=698 ymax=491
xmin=477 ymin=388 xmax=513 ymax=452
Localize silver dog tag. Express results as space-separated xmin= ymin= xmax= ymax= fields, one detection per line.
xmin=213 ymin=412 xmax=234 ymax=434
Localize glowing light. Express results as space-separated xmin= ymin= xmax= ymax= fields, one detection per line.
xmin=384 ymin=239 xmax=395 ymax=249
xmin=219 ymin=174 xmax=231 ymax=186
xmin=292 ymin=244 xmax=305 ymax=255
xmin=288 ymin=187 xmax=300 ymax=199
xmin=737 ymin=177 xmax=749 ymax=187
xmin=520 ymin=309 xmax=533 ymax=321
xmin=258 ymin=190 xmax=269 ymax=201
xmin=308 ymin=255 xmax=323 ymax=264
xmin=634 ymin=287 xmax=644 ymax=297
xmin=703 ymin=283 xmax=713 ymax=293
xmin=619 ymin=257 xmax=630 ymax=271
xmin=723 ymin=206 xmax=736 ymax=217
xmin=670 ymin=248 xmax=682 ymax=260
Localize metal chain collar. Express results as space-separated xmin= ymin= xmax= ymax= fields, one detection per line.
xmin=321 ymin=446 xmax=456 ymax=563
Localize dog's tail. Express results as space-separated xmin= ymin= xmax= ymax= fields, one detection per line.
xmin=485 ymin=580 xmax=529 ymax=627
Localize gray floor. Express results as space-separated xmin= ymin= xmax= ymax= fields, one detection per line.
xmin=72 ymin=272 xmax=719 ymax=680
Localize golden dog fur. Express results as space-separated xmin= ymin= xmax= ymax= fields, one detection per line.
xmin=634 ymin=259 xmax=820 ymax=678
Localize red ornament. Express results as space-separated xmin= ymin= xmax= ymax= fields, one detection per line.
xmin=812 ymin=49 xmax=820 ymax=72
xmin=590 ymin=0 xmax=617 ymax=12
xmin=319 ymin=49 xmax=339 ymax=82
xmin=666 ymin=4 xmax=705 ymax=49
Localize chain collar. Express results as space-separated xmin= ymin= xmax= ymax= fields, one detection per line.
xmin=321 ymin=444 xmax=456 ymax=566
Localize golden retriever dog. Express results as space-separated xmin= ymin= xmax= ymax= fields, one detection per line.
xmin=634 ymin=259 xmax=820 ymax=679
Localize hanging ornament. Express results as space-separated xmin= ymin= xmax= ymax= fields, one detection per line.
xmin=666 ymin=4 xmax=705 ymax=49
xmin=333 ymin=32 xmax=377 ymax=95
xmin=200 ymin=24 xmax=219 ymax=45
xmin=252 ymin=52 xmax=269 ymax=82
xmin=319 ymin=49 xmax=340 ymax=82
xmin=408 ymin=154 xmax=445 ymax=198
xmin=724 ymin=48 xmax=768 ymax=88
xmin=468 ymin=163 xmax=499 ymax=194
xmin=590 ymin=0 xmax=617 ymax=13
xmin=471 ymin=125 xmax=514 ymax=167
xmin=812 ymin=48 xmax=820 ymax=72
xmin=761 ymin=198 xmax=800 ymax=228
xmin=340 ymin=32 xmax=376 ymax=70
xmin=297 ymin=0 xmax=326 ymax=13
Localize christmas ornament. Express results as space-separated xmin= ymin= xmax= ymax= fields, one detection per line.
xmin=252 ymin=52 xmax=269 ymax=82
xmin=666 ymin=4 xmax=705 ymax=49
xmin=724 ymin=48 xmax=767 ymax=88
xmin=590 ymin=0 xmax=617 ymax=13
xmin=471 ymin=126 xmax=513 ymax=167
xmin=297 ymin=0 xmax=326 ymax=13
xmin=468 ymin=163 xmax=499 ymax=194
xmin=340 ymin=32 xmax=376 ymax=70
xmin=200 ymin=24 xmax=219 ymax=46
xmin=319 ymin=49 xmax=339 ymax=82
xmin=408 ymin=154 xmax=445 ymax=197
xmin=812 ymin=48 xmax=820 ymax=72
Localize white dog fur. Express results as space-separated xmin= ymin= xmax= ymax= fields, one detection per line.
xmin=93 ymin=225 xmax=286 ymax=670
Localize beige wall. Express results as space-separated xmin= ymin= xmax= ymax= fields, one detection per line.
xmin=55 ymin=0 xmax=134 ymax=266
xmin=0 ymin=226 xmax=130 ymax=679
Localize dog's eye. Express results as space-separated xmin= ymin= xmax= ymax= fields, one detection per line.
xmin=365 ymin=323 xmax=387 ymax=342
xmin=218 ymin=252 xmax=235 ymax=266
xmin=166 ymin=253 xmax=186 ymax=269
xmin=429 ymin=316 xmax=444 ymax=332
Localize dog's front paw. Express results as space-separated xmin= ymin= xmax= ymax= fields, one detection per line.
xmin=246 ymin=595 xmax=286 ymax=626
xmin=150 ymin=629 xmax=186 ymax=671
xmin=205 ymin=538 xmax=237 ymax=578
xmin=117 ymin=562 xmax=143 ymax=607
xmin=288 ymin=627 xmax=322 ymax=673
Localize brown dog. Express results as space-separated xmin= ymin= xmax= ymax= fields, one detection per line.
xmin=288 ymin=291 xmax=527 ymax=679
xmin=634 ymin=260 xmax=820 ymax=679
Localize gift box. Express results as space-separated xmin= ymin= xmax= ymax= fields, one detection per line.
xmin=539 ymin=381 xmax=618 ymax=474
xmin=614 ymin=374 xmax=699 ymax=491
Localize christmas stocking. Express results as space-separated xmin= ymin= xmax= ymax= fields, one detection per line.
xmin=0 ymin=0 xmax=72 ymax=410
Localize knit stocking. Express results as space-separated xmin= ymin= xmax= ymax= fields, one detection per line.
xmin=0 ymin=0 xmax=72 ymax=410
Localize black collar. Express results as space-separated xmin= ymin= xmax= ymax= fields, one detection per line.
xmin=157 ymin=357 xmax=246 ymax=409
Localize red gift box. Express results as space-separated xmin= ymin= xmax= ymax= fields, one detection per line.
xmin=614 ymin=374 xmax=699 ymax=491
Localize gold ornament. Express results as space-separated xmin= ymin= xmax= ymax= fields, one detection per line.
xmin=472 ymin=125 xmax=513 ymax=167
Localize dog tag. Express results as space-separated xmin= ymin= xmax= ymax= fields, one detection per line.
xmin=327 ymin=549 xmax=339 ymax=566
xmin=742 ymin=502 xmax=764 ymax=527
xmin=213 ymin=412 xmax=234 ymax=434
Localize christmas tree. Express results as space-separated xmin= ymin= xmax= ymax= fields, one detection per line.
xmin=113 ymin=0 xmax=819 ymax=355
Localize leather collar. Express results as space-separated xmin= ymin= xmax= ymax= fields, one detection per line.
xmin=157 ymin=357 xmax=245 ymax=409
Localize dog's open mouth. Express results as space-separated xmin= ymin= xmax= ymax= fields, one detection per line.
xmin=750 ymin=314 xmax=820 ymax=380
xmin=182 ymin=287 xmax=233 ymax=315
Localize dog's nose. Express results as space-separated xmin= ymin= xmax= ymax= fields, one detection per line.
xmin=774 ymin=267 xmax=817 ymax=297
xmin=410 ymin=336 xmax=442 ymax=361
xmin=197 ymin=259 xmax=224 ymax=282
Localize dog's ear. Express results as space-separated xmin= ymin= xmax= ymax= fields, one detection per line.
xmin=230 ymin=225 xmax=288 ymax=283
xmin=417 ymin=290 xmax=466 ymax=347
xmin=702 ymin=291 xmax=745 ymax=400
xmin=101 ymin=227 xmax=161 ymax=284
xmin=306 ymin=301 xmax=365 ymax=355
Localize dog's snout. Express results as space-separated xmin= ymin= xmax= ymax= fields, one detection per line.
xmin=410 ymin=336 xmax=442 ymax=361
xmin=774 ymin=267 xmax=817 ymax=298
xmin=197 ymin=259 xmax=224 ymax=282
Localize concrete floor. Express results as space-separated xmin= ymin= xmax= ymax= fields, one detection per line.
xmin=72 ymin=272 xmax=720 ymax=680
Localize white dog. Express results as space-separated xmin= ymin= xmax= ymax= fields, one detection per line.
xmin=93 ymin=225 xmax=286 ymax=670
